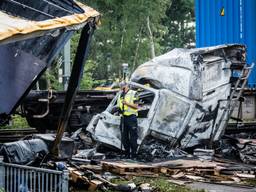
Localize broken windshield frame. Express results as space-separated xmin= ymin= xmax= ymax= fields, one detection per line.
xmin=106 ymin=82 xmax=158 ymax=119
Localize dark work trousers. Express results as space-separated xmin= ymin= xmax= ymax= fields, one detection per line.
xmin=122 ymin=115 xmax=138 ymax=158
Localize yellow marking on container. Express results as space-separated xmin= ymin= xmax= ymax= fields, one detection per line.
xmin=221 ymin=7 xmax=225 ymax=16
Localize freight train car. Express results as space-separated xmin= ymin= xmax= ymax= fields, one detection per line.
xmin=195 ymin=0 xmax=256 ymax=122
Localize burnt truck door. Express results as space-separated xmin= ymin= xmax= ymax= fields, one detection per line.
xmin=87 ymin=82 xmax=159 ymax=150
xmin=131 ymin=82 xmax=159 ymax=145
xmin=148 ymin=89 xmax=195 ymax=147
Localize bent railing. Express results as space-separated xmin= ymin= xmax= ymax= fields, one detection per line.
xmin=0 ymin=162 xmax=68 ymax=192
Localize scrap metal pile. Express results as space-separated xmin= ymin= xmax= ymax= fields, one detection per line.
xmin=2 ymin=133 xmax=256 ymax=191
xmin=0 ymin=0 xmax=256 ymax=191
xmin=67 ymin=157 xmax=256 ymax=191
xmin=2 ymin=42 xmax=256 ymax=191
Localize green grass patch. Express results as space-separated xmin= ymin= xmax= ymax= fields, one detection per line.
xmin=107 ymin=176 xmax=204 ymax=192
xmin=0 ymin=115 xmax=28 ymax=129
xmin=242 ymin=178 xmax=256 ymax=186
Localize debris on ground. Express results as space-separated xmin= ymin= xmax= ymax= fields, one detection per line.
xmin=0 ymin=138 xmax=48 ymax=165
xmin=193 ymin=148 xmax=215 ymax=160
xmin=0 ymin=32 xmax=255 ymax=192
xmin=66 ymin=157 xmax=256 ymax=191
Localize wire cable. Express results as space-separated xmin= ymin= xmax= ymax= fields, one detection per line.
xmin=4 ymin=0 xmax=55 ymax=18
xmin=41 ymin=0 xmax=74 ymax=14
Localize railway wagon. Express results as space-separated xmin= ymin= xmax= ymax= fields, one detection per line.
xmin=196 ymin=0 xmax=256 ymax=122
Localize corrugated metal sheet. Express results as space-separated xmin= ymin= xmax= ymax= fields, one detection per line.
xmin=196 ymin=0 xmax=256 ymax=87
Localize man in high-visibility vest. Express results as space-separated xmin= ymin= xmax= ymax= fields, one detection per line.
xmin=118 ymin=82 xmax=139 ymax=159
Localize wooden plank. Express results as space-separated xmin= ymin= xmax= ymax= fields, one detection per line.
xmin=80 ymin=164 xmax=102 ymax=173
xmin=153 ymin=159 xmax=222 ymax=169
xmin=69 ymin=169 xmax=89 ymax=183
xmin=171 ymin=172 xmax=185 ymax=179
xmin=102 ymin=161 xmax=156 ymax=169
xmin=161 ymin=167 xmax=216 ymax=177
xmin=102 ymin=160 xmax=159 ymax=175
xmin=235 ymin=173 xmax=255 ymax=179
xmin=231 ymin=177 xmax=241 ymax=183
xmin=88 ymin=179 xmax=103 ymax=191
xmin=160 ymin=168 xmax=181 ymax=175
xmin=185 ymin=175 xmax=206 ymax=181
xmin=167 ymin=179 xmax=191 ymax=186
xmin=120 ymin=172 xmax=159 ymax=176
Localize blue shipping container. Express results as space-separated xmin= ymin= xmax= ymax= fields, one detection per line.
xmin=195 ymin=0 xmax=256 ymax=87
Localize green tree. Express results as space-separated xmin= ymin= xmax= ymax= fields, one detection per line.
xmin=43 ymin=1 xmax=195 ymax=90
xmin=80 ymin=60 xmax=97 ymax=89
xmin=69 ymin=0 xmax=195 ymax=88
xmin=162 ymin=0 xmax=195 ymax=50
xmin=80 ymin=0 xmax=170 ymax=80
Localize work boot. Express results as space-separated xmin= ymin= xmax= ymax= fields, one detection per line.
xmin=131 ymin=154 xmax=137 ymax=160
xmin=122 ymin=153 xmax=130 ymax=159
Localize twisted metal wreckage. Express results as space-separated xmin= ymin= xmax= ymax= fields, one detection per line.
xmin=0 ymin=0 xmax=100 ymax=126
xmin=0 ymin=0 xmax=100 ymax=163
xmin=87 ymin=44 xmax=252 ymax=156
xmin=0 ymin=0 xmax=253 ymax=165
xmin=1 ymin=1 xmax=256 ymax=191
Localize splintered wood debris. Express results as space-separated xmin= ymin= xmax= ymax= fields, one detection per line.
xmin=67 ymin=158 xmax=256 ymax=191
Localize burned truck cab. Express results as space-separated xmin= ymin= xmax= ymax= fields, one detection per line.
xmin=87 ymin=44 xmax=249 ymax=153
xmin=87 ymin=82 xmax=158 ymax=148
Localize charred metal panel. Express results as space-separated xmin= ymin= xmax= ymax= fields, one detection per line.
xmin=0 ymin=139 xmax=48 ymax=164
xmin=0 ymin=45 xmax=45 ymax=115
xmin=0 ymin=0 xmax=99 ymax=125
xmin=0 ymin=0 xmax=84 ymax=21
xmin=0 ymin=31 xmax=72 ymax=121
xmin=87 ymin=44 xmax=246 ymax=151
xmin=149 ymin=89 xmax=193 ymax=141
xmin=131 ymin=49 xmax=198 ymax=99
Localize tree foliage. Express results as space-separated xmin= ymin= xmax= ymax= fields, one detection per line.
xmin=80 ymin=60 xmax=98 ymax=89
xmin=162 ymin=0 xmax=195 ymax=50
xmin=80 ymin=0 xmax=170 ymax=80
xmin=62 ymin=0 xmax=195 ymax=89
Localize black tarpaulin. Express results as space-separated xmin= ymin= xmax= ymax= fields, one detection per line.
xmin=0 ymin=0 xmax=99 ymax=125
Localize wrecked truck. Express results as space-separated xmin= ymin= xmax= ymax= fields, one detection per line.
xmin=87 ymin=44 xmax=250 ymax=152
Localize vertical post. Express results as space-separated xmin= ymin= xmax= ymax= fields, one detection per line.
xmin=61 ymin=170 xmax=69 ymax=192
xmin=0 ymin=161 xmax=5 ymax=191
xmin=50 ymin=23 xmax=95 ymax=157
xmin=122 ymin=63 xmax=129 ymax=81
xmin=63 ymin=40 xmax=71 ymax=91
xmin=36 ymin=81 xmax=40 ymax=91
xmin=146 ymin=16 xmax=155 ymax=59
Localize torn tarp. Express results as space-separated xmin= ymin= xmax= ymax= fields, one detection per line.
xmin=35 ymin=134 xmax=75 ymax=159
xmin=0 ymin=0 xmax=100 ymax=125
xmin=0 ymin=139 xmax=48 ymax=164
xmin=87 ymin=44 xmax=246 ymax=154
xmin=0 ymin=134 xmax=75 ymax=164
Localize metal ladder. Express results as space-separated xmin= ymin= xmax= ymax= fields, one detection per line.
xmin=210 ymin=63 xmax=254 ymax=144
xmin=230 ymin=63 xmax=254 ymax=103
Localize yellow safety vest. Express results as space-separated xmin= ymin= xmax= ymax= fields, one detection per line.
xmin=118 ymin=90 xmax=138 ymax=116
